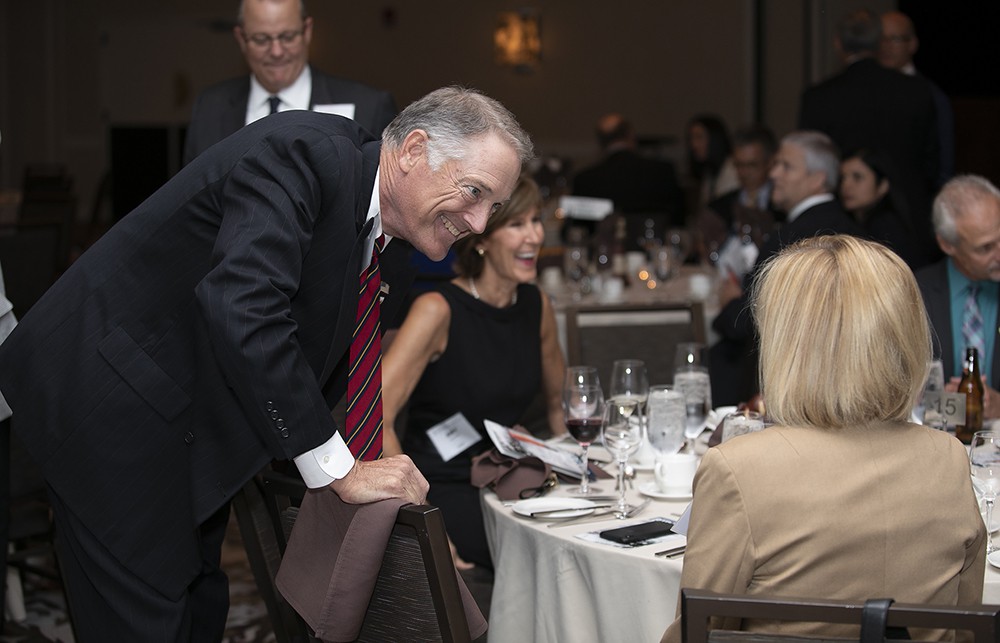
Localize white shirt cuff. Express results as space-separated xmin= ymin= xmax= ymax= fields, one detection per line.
xmin=293 ymin=431 xmax=356 ymax=488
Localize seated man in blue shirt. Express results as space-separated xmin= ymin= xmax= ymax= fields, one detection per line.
xmin=916 ymin=175 xmax=1000 ymax=419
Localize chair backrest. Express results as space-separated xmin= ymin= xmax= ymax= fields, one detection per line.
xmin=564 ymin=300 xmax=706 ymax=387
xmin=681 ymin=588 xmax=1000 ymax=643
xmin=233 ymin=468 xmax=474 ymax=643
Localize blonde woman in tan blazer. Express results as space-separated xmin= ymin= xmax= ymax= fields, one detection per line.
xmin=662 ymin=235 xmax=986 ymax=643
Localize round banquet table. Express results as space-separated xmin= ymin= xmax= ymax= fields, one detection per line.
xmin=481 ymin=461 xmax=691 ymax=643
xmin=480 ymin=456 xmax=1000 ymax=643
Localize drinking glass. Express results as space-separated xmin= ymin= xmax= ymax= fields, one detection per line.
xmin=674 ymin=364 xmax=712 ymax=439
xmin=970 ymin=431 xmax=1000 ymax=553
xmin=609 ymin=359 xmax=649 ymax=412
xmin=674 ymin=342 xmax=706 ymax=370
xmin=721 ymin=410 xmax=764 ymax=442
xmin=565 ymin=365 xmax=601 ymax=391
xmin=602 ymin=398 xmax=642 ymax=517
xmin=646 ymin=384 xmax=687 ymax=456
xmin=913 ymin=360 xmax=945 ymax=429
xmin=563 ymin=382 xmax=605 ymax=496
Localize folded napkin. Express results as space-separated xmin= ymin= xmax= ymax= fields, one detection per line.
xmin=275 ymin=488 xmax=487 ymax=642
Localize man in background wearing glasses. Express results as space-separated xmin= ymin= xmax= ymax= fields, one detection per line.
xmin=182 ymin=0 xmax=397 ymax=165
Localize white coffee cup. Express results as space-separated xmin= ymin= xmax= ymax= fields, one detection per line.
xmin=654 ymin=452 xmax=698 ymax=496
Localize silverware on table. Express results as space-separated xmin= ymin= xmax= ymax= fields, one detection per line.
xmin=530 ymin=503 xmax=614 ymax=518
xmin=546 ymin=498 xmax=651 ymax=528
xmin=654 ymin=544 xmax=686 ymax=558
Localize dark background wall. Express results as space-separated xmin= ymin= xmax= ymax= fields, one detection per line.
xmin=2 ymin=0 xmax=997 ymax=229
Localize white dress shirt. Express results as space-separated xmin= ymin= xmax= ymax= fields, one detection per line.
xmin=245 ymin=66 xmax=312 ymax=125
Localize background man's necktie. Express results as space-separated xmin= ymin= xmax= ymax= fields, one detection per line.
xmin=962 ymin=282 xmax=986 ymax=359
xmin=267 ymin=95 xmax=281 ymax=115
xmin=346 ymin=234 xmax=385 ymax=461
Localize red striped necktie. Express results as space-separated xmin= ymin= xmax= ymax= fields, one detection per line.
xmin=346 ymin=234 xmax=385 ymax=461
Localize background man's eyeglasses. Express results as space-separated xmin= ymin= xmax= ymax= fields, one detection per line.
xmin=241 ymin=28 xmax=305 ymax=49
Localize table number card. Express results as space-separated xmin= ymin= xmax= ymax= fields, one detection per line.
xmin=921 ymin=391 xmax=967 ymax=428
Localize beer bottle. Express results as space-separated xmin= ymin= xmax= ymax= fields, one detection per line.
xmin=955 ymin=347 xmax=984 ymax=444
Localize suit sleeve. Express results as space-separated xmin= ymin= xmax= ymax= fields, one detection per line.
xmin=194 ymin=131 xmax=349 ymax=463
xmin=661 ymin=447 xmax=756 ymax=643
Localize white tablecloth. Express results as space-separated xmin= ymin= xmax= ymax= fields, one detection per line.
xmin=481 ymin=467 xmax=1000 ymax=643
xmin=482 ymin=473 xmax=691 ymax=643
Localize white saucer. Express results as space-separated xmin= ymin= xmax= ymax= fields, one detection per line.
xmin=638 ymin=481 xmax=692 ymax=501
xmin=511 ymin=497 xmax=596 ymax=520
xmin=988 ymin=550 xmax=1000 ymax=570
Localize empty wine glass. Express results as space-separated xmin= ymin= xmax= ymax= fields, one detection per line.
xmin=609 ymin=360 xmax=649 ymax=408
xmin=674 ymin=342 xmax=705 ymax=370
xmin=565 ymin=365 xmax=601 ymax=391
xmin=970 ymin=431 xmax=1000 ymax=553
xmin=602 ymin=398 xmax=642 ymax=517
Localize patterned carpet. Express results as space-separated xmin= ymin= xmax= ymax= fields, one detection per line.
xmin=0 ymin=516 xmax=274 ymax=643
xmin=0 ymin=516 xmax=494 ymax=643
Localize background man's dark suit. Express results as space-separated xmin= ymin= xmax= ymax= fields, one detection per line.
xmin=182 ymin=66 xmax=397 ymax=165
xmin=798 ymin=58 xmax=938 ymax=254
xmin=916 ymin=259 xmax=1000 ymax=388
xmin=0 ymin=111 xmax=413 ymax=604
xmin=710 ymin=200 xmax=864 ymax=404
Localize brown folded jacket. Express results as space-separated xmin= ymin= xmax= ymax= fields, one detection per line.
xmin=275 ymin=487 xmax=487 ymax=642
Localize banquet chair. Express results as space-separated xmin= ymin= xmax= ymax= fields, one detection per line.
xmin=681 ymin=588 xmax=1000 ymax=643
xmin=233 ymin=467 xmax=475 ymax=643
xmin=564 ymin=300 xmax=705 ymax=387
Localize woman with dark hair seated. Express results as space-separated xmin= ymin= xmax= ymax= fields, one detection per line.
xmin=840 ymin=148 xmax=925 ymax=269
xmin=381 ymin=175 xmax=566 ymax=570
xmin=661 ymin=235 xmax=984 ymax=643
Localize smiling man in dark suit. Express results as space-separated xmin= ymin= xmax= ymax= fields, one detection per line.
xmin=0 ymin=86 xmax=530 ymax=642
xmin=182 ymin=0 xmax=397 ymax=166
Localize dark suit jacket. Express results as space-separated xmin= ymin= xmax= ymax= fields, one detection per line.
xmin=0 ymin=111 xmax=414 ymax=600
xmin=798 ymin=58 xmax=938 ymax=248
xmin=916 ymin=259 xmax=1000 ymax=388
xmin=182 ymin=66 xmax=397 ymax=165
xmin=709 ymin=199 xmax=864 ymax=405
xmin=572 ymin=149 xmax=684 ymax=223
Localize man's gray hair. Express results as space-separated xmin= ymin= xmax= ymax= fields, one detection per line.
xmin=382 ymin=86 xmax=534 ymax=171
xmin=932 ymin=174 xmax=1000 ymax=243
xmin=782 ymin=130 xmax=841 ymax=192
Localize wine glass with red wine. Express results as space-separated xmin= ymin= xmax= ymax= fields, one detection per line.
xmin=563 ymin=382 xmax=605 ymax=496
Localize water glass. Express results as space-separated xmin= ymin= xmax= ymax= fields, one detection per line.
xmin=674 ymin=364 xmax=712 ymax=437
xmin=646 ymin=384 xmax=687 ymax=456
xmin=603 ymin=398 xmax=642 ymax=517
xmin=721 ymin=410 xmax=764 ymax=442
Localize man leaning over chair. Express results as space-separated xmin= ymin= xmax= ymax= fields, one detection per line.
xmin=0 ymin=86 xmax=532 ymax=643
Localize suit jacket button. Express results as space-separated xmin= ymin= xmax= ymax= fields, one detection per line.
xmin=276 ymin=418 xmax=285 ymax=429
xmin=266 ymin=401 xmax=274 ymax=411
xmin=270 ymin=410 xmax=279 ymax=420
xmin=184 ymin=432 xmax=195 ymax=444
xmin=280 ymin=428 xmax=290 ymax=438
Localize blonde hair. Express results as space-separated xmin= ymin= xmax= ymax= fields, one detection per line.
xmin=751 ymin=235 xmax=930 ymax=428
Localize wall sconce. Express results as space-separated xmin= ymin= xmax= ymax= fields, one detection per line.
xmin=494 ymin=9 xmax=541 ymax=72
